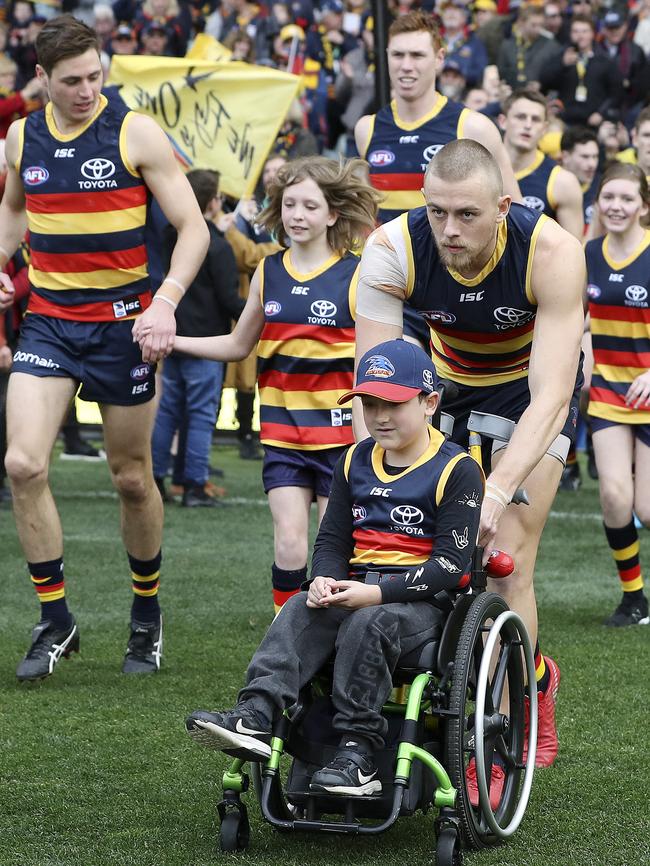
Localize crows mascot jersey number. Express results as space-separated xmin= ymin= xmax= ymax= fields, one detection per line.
xmin=586 ymin=230 xmax=650 ymax=424
xmin=257 ymin=250 xmax=359 ymax=450
xmin=515 ymin=150 xmax=561 ymax=220
xmin=363 ymin=95 xmax=468 ymax=224
xmin=344 ymin=429 xmax=471 ymax=590
xmin=394 ymin=202 xmax=547 ymax=387
xmin=17 ymin=95 xmax=151 ymax=322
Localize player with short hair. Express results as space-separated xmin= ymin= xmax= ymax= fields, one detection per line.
xmin=353 ymin=139 xmax=585 ymax=791
xmin=355 ymin=9 xmax=520 ymax=226
xmin=0 ymin=14 xmax=209 ymax=681
xmin=500 ymin=88 xmax=584 ymax=239
xmin=560 ymin=125 xmax=600 ymax=231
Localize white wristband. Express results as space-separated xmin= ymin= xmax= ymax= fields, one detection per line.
xmin=485 ymin=482 xmax=511 ymax=508
xmin=162 ymin=276 xmax=186 ymax=294
xmin=484 ymin=491 xmax=508 ymax=510
xmin=153 ymin=294 xmax=178 ymax=311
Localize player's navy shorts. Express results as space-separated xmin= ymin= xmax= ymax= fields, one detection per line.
xmin=444 ymin=368 xmax=583 ymax=452
xmin=262 ymin=444 xmax=346 ymax=497
xmin=590 ymin=416 xmax=650 ymax=448
xmin=11 ymin=314 xmax=156 ymax=406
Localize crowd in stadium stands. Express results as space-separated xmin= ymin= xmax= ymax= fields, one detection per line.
xmin=2 ymin=0 xmax=650 ymax=506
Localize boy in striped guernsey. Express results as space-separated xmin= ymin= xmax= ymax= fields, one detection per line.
xmin=586 ymin=163 xmax=650 ymax=626
xmin=186 ymin=339 xmax=482 ymax=797
xmin=174 ymin=157 xmax=381 ymax=612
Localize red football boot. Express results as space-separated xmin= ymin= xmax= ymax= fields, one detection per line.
xmin=466 ymin=757 xmax=505 ymax=810
xmin=523 ymin=656 xmax=560 ymax=768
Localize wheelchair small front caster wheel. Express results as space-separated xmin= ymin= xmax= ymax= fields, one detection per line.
xmin=436 ymin=826 xmax=462 ymax=866
xmin=217 ymin=796 xmax=250 ymax=853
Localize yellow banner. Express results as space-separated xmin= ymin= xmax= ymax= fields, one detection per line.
xmin=185 ymin=33 xmax=232 ymax=62
xmin=108 ymin=56 xmax=301 ymax=198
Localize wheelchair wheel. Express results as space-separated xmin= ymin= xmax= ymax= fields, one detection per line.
xmin=219 ymin=808 xmax=250 ymax=852
xmin=444 ymin=592 xmax=527 ymax=850
xmin=435 ymin=826 xmax=462 ymax=866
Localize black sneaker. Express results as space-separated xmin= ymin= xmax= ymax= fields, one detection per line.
xmin=122 ymin=616 xmax=163 ymax=673
xmin=182 ymin=486 xmax=221 ymax=507
xmin=559 ymin=462 xmax=581 ymax=492
xmin=61 ymin=440 xmax=106 ymax=461
xmin=185 ymin=707 xmax=272 ymax=760
xmin=310 ymin=745 xmax=382 ymax=796
xmin=239 ymin=434 xmax=262 ymax=460
xmin=16 ymin=616 xmax=79 ymax=682
xmin=604 ymin=596 xmax=650 ymax=627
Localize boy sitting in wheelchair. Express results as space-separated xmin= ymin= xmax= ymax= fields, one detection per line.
xmin=186 ymin=339 xmax=482 ymax=797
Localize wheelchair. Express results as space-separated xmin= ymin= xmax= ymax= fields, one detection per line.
xmin=212 ymin=411 xmax=537 ymax=865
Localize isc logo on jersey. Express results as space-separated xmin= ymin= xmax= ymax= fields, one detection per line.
xmin=308 ymin=300 xmax=337 ymax=325
xmin=522 ymin=196 xmax=545 ymax=212
xmin=367 ymin=149 xmax=395 ymax=167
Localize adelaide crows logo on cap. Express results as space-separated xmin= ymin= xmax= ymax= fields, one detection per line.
xmin=365 ymin=355 xmax=395 ymax=378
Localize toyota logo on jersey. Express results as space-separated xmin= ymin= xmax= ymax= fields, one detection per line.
xmin=390 ymin=504 xmax=424 ymax=526
xmin=81 ymin=158 xmax=116 ymax=180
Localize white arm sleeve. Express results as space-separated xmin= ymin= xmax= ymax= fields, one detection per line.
xmin=356 ymin=230 xmax=409 ymax=327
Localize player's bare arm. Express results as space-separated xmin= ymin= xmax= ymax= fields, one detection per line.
xmin=0 ymin=121 xmax=28 ymax=309
xmin=127 ymin=113 xmax=209 ymax=363
xmin=553 ymin=168 xmax=585 ymax=240
xmin=487 ymin=219 xmax=585 ymax=499
xmin=463 ymin=111 xmax=522 ymax=203
xmin=354 ymin=114 xmax=373 ymax=159
xmin=174 ymin=265 xmax=265 ymax=361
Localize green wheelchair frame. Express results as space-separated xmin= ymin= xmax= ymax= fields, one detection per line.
xmin=213 ymin=412 xmax=538 ymax=865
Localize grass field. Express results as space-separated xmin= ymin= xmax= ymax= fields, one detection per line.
xmin=1 ymin=443 xmax=649 ymax=866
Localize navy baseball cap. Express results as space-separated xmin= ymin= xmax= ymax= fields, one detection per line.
xmin=338 ymin=339 xmax=438 ymax=404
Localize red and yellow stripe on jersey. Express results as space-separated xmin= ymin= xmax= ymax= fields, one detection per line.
xmin=17 ymin=94 xmax=151 ymax=322
xmin=361 ymin=95 xmax=468 ymax=224
xmin=258 ymin=249 xmax=358 ymax=450
xmin=344 ymin=430 xmax=471 ymax=588
xmin=380 ymin=202 xmax=546 ymax=386
xmin=586 ymin=231 xmax=650 ymax=424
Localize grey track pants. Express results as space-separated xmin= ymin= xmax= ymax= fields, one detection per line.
xmin=238 ymin=592 xmax=440 ymax=749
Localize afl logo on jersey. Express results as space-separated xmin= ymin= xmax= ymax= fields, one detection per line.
xmin=422 ymin=144 xmax=444 ymax=164
xmin=368 ymin=149 xmax=395 ymax=167
xmin=23 ymin=166 xmax=49 ymax=186
xmin=352 ymin=504 xmax=367 ymax=522
xmin=586 ymin=284 xmax=601 ymax=300
xmin=522 ymin=196 xmax=545 ymax=212
xmin=264 ymin=300 xmax=282 ymax=316
xmin=421 ymin=310 xmax=456 ymax=325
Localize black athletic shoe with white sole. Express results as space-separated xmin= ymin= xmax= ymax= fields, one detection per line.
xmin=310 ymin=745 xmax=382 ymax=796
xmin=604 ymin=595 xmax=650 ymax=627
xmin=185 ymin=707 xmax=272 ymax=761
xmin=122 ymin=616 xmax=163 ymax=673
xmin=16 ymin=616 xmax=79 ymax=682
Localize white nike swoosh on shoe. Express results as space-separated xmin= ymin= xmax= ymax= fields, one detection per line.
xmin=235 ymin=718 xmax=266 ymax=737
xmin=357 ymin=770 xmax=377 ymax=784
